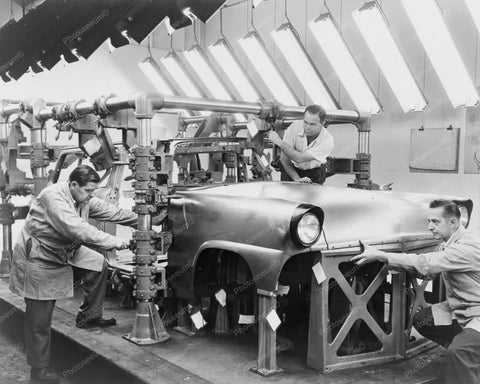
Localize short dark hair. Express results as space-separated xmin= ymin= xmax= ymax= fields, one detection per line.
xmin=429 ymin=199 xmax=460 ymax=219
xmin=69 ymin=165 xmax=100 ymax=187
xmin=304 ymin=104 xmax=326 ymax=123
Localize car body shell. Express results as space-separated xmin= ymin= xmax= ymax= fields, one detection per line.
xmin=166 ymin=181 xmax=473 ymax=300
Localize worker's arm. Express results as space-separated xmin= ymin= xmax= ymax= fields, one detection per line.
xmin=88 ymin=197 xmax=138 ymax=226
xmin=268 ymin=131 xmax=316 ymax=163
xmin=280 ymin=152 xmax=302 ymax=181
xmin=350 ymin=241 xmax=476 ymax=275
xmin=88 ymin=198 xmax=168 ymax=227
xmin=40 ymin=191 xmax=126 ymax=250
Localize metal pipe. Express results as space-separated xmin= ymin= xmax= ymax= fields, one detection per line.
xmin=180 ymin=116 xmax=297 ymax=128
xmin=0 ymin=103 xmax=21 ymax=118
xmin=138 ymin=214 xmax=151 ymax=230
xmin=3 ymin=223 xmax=12 ymax=253
xmin=137 ymin=119 xmax=151 ymax=147
xmin=1 ymin=93 xmax=369 ymax=126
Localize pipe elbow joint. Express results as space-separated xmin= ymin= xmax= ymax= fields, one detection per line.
xmin=134 ymin=91 xmax=164 ymax=119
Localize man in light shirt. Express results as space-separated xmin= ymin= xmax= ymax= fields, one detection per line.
xmin=267 ymin=104 xmax=334 ymax=184
xmin=351 ymin=199 xmax=480 ymax=384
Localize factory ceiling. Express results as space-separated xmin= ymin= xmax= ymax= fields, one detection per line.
xmin=0 ymin=0 xmax=226 ymax=82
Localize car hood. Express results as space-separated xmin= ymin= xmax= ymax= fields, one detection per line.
xmin=177 ymin=182 xmax=473 ymax=249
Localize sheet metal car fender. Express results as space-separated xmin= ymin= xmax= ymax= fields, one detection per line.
xmin=166 ymin=182 xmax=472 ymax=300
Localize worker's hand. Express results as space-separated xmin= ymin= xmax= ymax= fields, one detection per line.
xmin=297 ymin=176 xmax=312 ymax=183
xmin=114 ymin=238 xmax=129 ymax=250
xmin=266 ymin=131 xmax=282 ymax=146
xmin=152 ymin=209 xmax=168 ymax=226
xmin=350 ymin=241 xmax=387 ymax=265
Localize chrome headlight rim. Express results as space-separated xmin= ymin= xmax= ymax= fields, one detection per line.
xmin=453 ymin=200 xmax=473 ymax=228
xmin=290 ymin=205 xmax=324 ymax=247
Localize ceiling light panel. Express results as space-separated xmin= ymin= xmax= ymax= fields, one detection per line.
xmin=309 ymin=13 xmax=381 ymax=114
xmin=403 ymin=0 xmax=479 ymax=108
xmin=208 ymin=38 xmax=261 ymax=102
xmin=271 ymin=22 xmax=338 ymax=110
xmin=352 ymin=2 xmax=427 ymax=113
xmin=238 ymin=30 xmax=299 ymax=106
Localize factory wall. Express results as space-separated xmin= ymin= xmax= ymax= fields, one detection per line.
xmin=200 ymin=0 xmax=480 ymax=234
xmin=1 ymin=0 xmax=480 ymax=232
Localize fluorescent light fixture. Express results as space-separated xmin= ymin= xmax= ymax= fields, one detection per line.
xmin=465 ymin=0 xmax=480 ymax=35
xmin=402 ymin=0 xmax=479 ymax=108
xmin=238 ymin=30 xmax=299 ymax=106
xmin=184 ymin=45 xmax=232 ymax=100
xmin=352 ymin=2 xmax=427 ymax=112
xmin=182 ymin=7 xmax=197 ymax=22
xmin=184 ymin=45 xmax=245 ymax=121
xmin=161 ymin=52 xmax=203 ymax=98
xmin=160 ymin=52 xmax=211 ymax=116
xmin=163 ymin=16 xmax=176 ymax=35
xmin=271 ymin=23 xmax=338 ymax=110
xmin=253 ymin=0 xmax=265 ymax=7
xmin=309 ymin=13 xmax=381 ymax=114
xmin=139 ymin=56 xmax=192 ymax=117
xmin=208 ymin=38 xmax=261 ymax=102
xmin=139 ymin=57 xmax=175 ymax=95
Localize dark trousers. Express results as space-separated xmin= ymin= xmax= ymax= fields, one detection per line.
xmin=24 ymin=262 xmax=108 ymax=368
xmin=24 ymin=298 xmax=56 ymax=368
xmin=73 ymin=262 xmax=108 ymax=326
xmin=413 ymin=307 xmax=480 ymax=384
xmin=280 ymin=163 xmax=327 ymax=184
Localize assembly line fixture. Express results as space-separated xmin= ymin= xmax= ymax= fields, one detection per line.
xmin=0 ymin=92 xmax=371 ymax=370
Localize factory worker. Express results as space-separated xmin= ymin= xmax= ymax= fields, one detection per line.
xmin=9 ymin=165 xmax=137 ymax=383
xmin=351 ymin=199 xmax=480 ymax=384
xmin=267 ymin=104 xmax=334 ymax=184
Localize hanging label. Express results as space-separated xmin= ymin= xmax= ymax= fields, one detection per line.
xmin=215 ymin=289 xmax=227 ymax=307
xmin=312 ymin=262 xmax=326 ymax=284
xmin=266 ymin=309 xmax=282 ymax=332
xmin=246 ymin=121 xmax=259 ymax=137
xmin=190 ymin=311 xmax=206 ymax=329
xmin=238 ymin=314 xmax=256 ymax=324
xmin=277 ymin=284 xmax=290 ymax=296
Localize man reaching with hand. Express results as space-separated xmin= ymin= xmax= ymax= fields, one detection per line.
xmin=9 ymin=165 xmax=138 ymax=383
xmin=267 ymin=104 xmax=334 ymax=184
xmin=350 ymin=199 xmax=480 ymax=384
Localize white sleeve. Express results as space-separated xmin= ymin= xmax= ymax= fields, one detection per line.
xmin=282 ymin=122 xmax=297 ymax=146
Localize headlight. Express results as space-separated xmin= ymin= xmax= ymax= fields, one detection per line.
xmin=297 ymin=213 xmax=321 ymax=245
xmin=290 ymin=205 xmax=324 ymax=247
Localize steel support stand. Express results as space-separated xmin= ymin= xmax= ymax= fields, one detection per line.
xmin=251 ymin=290 xmax=283 ymax=377
xmin=0 ymin=198 xmax=14 ymax=277
xmin=123 ymin=109 xmax=170 ymax=345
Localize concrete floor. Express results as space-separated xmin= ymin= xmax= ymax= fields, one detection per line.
xmin=0 ymin=278 xmax=445 ymax=384
xmin=0 ymin=330 xmax=32 ymax=384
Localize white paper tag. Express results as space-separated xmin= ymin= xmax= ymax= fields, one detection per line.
xmin=312 ymin=262 xmax=326 ymax=284
xmin=426 ymin=280 xmax=433 ymax=293
xmin=386 ymin=273 xmax=392 ymax=284
xmin=384 ymin=293 xmax=390 ymax=323
xmin=265 ymin=310 xmax=282 ymax=332
xmin=190 ymin=311 xmax=206 ymax=329
xmin=238 ymin=314 xmax=256 ymax=324
xmin=215 ymin=289 xmax=227 ymax=307
xmin=246 ymin=120 xmax=259 ymax=137
xmin=260 ymin=155 xmax=269 ymax=168
xmin=277 ymin=284 xmax=290 ymax=296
